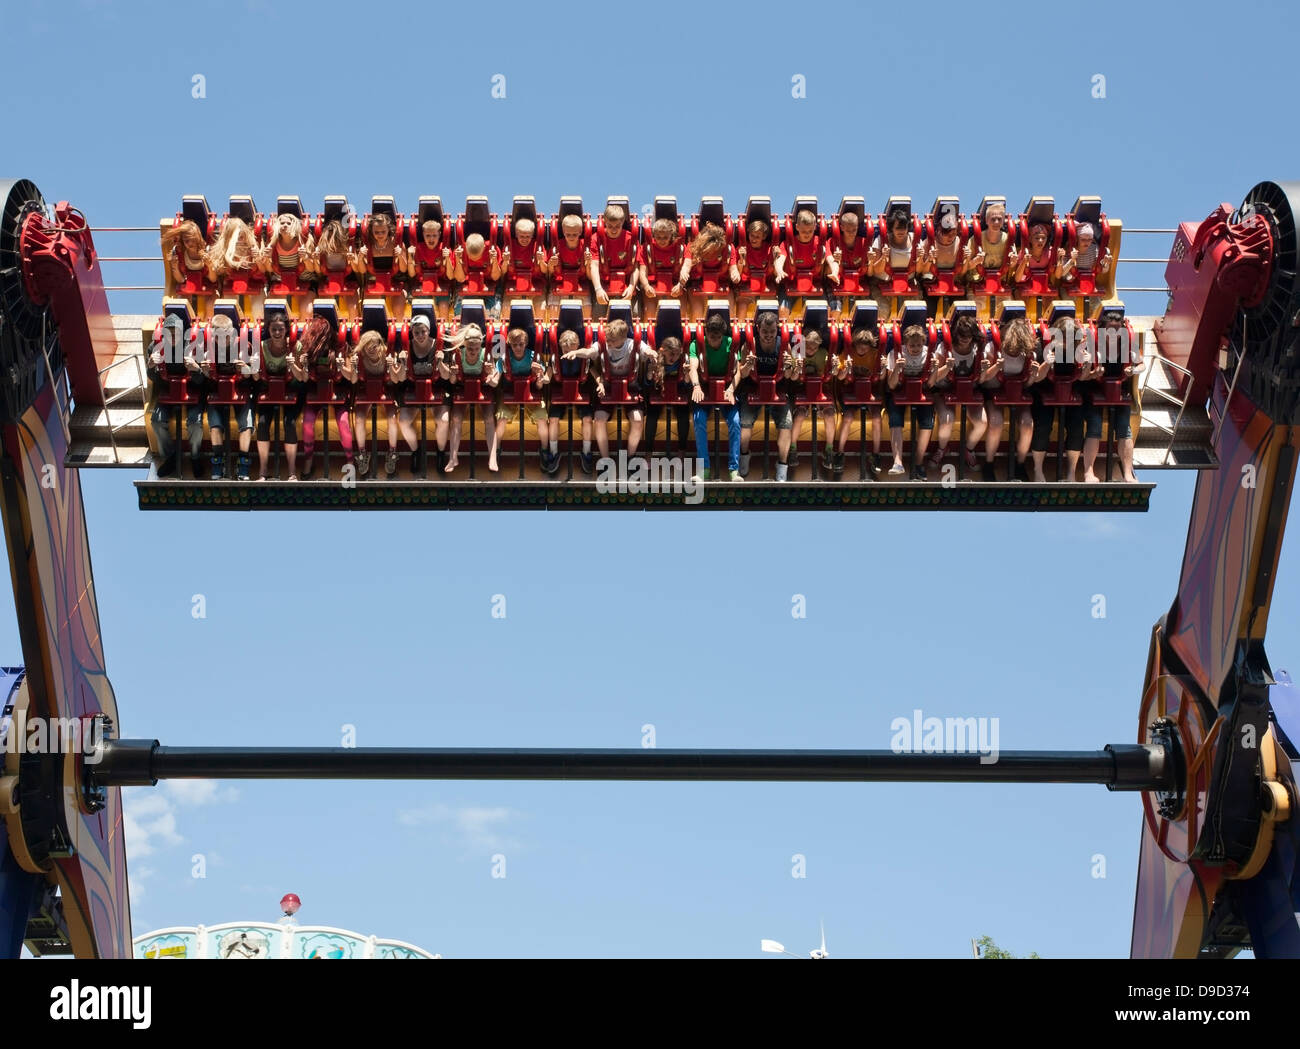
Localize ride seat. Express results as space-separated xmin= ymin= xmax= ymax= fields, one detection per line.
xmin=548 ymin=298 xmax=594 ymax=404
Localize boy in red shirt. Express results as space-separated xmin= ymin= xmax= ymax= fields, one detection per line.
xmin=589 ymin=204 xmax=640 ymax=317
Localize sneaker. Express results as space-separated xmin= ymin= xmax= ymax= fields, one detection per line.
xmin=155 ymin=456 xmax=175 ymax=479
xmin=821 ymin=446 xmax=835 ymax=471
xmin=410 ymin=449 xmax=424 ymax=475
xmin=738 ymin=452 xmax=751 ymax=477
xmin=1015 ymin=461 xmax=1030 ymax=483
xmin=981 ymin=462 xmax=997 ymax=483
xmin=868 ymin=453 xmax=882 ymax=474
xmin=210 ymin=453 xmax=226 ymax=481
xmin=775 ymin=462 xmax=788 ymax=482
xmin=300 ymin=454 xmax=314 ymax=480
xmin=832 ymin=451 xmax=845 ymax=477
xmin=963 ymin=447 xmax=979 ymax=471
xmin=385 ymin=450 xmax=398 ymax=477
xmin=356 ymin=450 xmax=372 ymax=475
xmin=189 ymin=455 xmax=207 ymax=480
xmin=287 ymin=474 xmax=298 ymax=482
xmin=887 ymin=461 xmax=906 ymax=476
xmin=910 ymin=465 xmax=927 ymax=482
xmin=236 ymin=453 xmax=251 ymax=481
xmin=580 ymin=451 xmax=595 ymax=475
xmin=729 ymin=470 xmax=742 ymax=482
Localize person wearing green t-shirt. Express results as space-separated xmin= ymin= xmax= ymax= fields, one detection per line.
xmin=688 ymin=313 xmax=741 ymax=481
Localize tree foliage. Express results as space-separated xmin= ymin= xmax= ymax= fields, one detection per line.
xmin=975 ymin=935 xmax=1040 ymax=959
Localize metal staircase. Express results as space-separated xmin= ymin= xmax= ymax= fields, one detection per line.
xmin=65 ymin=314 xmax=152 ymax=468
xmin=1132 ymin=319 xmax=1218 ymax=470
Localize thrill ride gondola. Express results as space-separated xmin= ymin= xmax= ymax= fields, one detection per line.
xmin=0 ymin=178 xmax=1296 ymax=957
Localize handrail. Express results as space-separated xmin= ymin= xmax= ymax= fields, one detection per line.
xmin=1138 ymin=349 xmax=1197 ymax=465
xmin=95 ymin=353 xmax=147 ymax=464
xmin=1213 ymin=316 xmax=1246 ymax=448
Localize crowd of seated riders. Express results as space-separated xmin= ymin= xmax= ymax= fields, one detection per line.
xmin=151 ymin=194 xmax=1133 ymax=484
xmin=147 ymin=293 xmax=1142 ymax=485
xmin=160 ymin=193 xmax=1117 ymax=325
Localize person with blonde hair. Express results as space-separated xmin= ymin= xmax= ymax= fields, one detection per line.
xmin=207 ymin=216 xmax=264 ymax=312
xmin=547 ymin=213 xmax=592 ymax=314
xmin=306 ymin=219 xmax=359 ymax=315
xmin=350 ymin=330 xmax=414 ymax=477
xmin=735 ymin=218 xmax=785 ymax=319
xmin=495 ymin=327 xmax=552 ymax=474
xmin=500 ymin=216 xmax=550 ymax=322
xmin=883 ymin=323 xmax=938 ymax=480
xmin=201 ymin=314 xmax=258 ymax=480
xmin=588 ymin=204 xmax=640 ymax=318
xmin=161 ymin=219 xmax=215 ymax=316
xmin=406 ymin=218 xmax=454 ymax=319
xmin=979 ymin=316 xmax=1045 ymax=482
xmin=437 ymin=323 xmax=500 ymax=473
xmin=450 ymin=233 xmax=502 ymax=319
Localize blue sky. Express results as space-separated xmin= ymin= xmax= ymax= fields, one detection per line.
xmin=2 ymin=0 xmax=1299 ymax=957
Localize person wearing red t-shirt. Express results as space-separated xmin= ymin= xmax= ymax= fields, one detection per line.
xmin=734 ymin=218 xmax=786 ymax=320
xmin=500 ymin=217 xmax=550 ymax=322
xmin=405 ymin=219 xmax=454 ymax=321
xmin=640 ymin=217 xmax=686 ymax=320
xmin=450 ymin=233 xmax=503 ymax=319
xmin=781 ymin=210 xmax=826 ymax=320
xmin=589 ymin=204 xmax=641 ymax=318
xmin=547 ymin=213 xmax=593 ymax=314
xmin=825 ymin=211 xmax=871 ymax=318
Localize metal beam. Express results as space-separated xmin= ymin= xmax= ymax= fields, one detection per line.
xmin=92 ymin=741 xmax=1169 ymax=790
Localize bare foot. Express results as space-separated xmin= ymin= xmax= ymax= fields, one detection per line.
xmin=1083 ymin=472 xmax=1099 ymax=484
xmin=488 ymin=458 xmax=499 ymax=473
xmin=444 ymin=456 xmax=459 ymax=473
xmin=1033 ymin=470 xmax=1048 ymax=483
xmin=1123 ymin=472 xmax=1138 ymax=483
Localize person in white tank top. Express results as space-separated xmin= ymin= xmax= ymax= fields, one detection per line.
xmin=978 ymin=318 xmax=1043 ymax=481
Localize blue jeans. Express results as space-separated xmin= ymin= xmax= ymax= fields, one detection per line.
xmin=151 ymin=403 xmax=206 ymax=459
xmin=692 ymin=403 xmax=740 ymax=472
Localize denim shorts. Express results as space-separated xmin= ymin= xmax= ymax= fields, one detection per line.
xmin=885 ymin=392 xmax=934 ymax=431
xmin=203 ymin=402 xmax=254 ymax=434
xmin=739 ymin=399 xmax=793 ymax=430
xmin=1086 ymin=404 xmax=1133 ymax=441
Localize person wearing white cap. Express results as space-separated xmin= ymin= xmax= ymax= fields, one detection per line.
xmin=917 ymin=210 xmax=962 ymax=290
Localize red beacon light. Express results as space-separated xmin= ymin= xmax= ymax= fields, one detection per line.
xmin=280 ymin=893 xmax=301 ymax=917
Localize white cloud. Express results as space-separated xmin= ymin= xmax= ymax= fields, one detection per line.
xmin=398 ymin=803 xmax=521 ymax=851
xmin=163 ymin=780 xmax=239 ymax=806
xmin=123 ymin=781 xmax=239 ymax=861
xmin=123 ymin=791 xmax=181 ymax=859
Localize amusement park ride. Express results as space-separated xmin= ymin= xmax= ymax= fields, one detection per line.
xmin=0 ymin=177 xmax=1297 ymax=960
